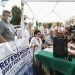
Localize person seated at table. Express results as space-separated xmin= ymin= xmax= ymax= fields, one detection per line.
xmin=29 ymin=30 xmax=47 ymax=54
xmin=67 ymin=32 xmax=75 ymax=57
xmin=68 ymin=38 xmax=75 ymax=50
xmin=68 ymin=38 xmax=75 ymax=57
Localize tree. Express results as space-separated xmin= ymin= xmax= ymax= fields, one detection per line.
xmin=48 ymin=23 xmax=52 ymax=28
xmin=10 ymin=6 xmax=21 ymax=26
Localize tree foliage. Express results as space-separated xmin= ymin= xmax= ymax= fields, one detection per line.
xmin=10 ymin=6 xmax=21 ymax=25
xmin=48 ymin=23 xmax=52 ymax=28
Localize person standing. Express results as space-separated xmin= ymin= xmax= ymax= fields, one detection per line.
xmin=40 ymin=23 xmax=51 ymax=45
xmin=29 ymin=30 xmax=42 ymax=54
xmin=0 ymin=10 xmax=15 ymax=43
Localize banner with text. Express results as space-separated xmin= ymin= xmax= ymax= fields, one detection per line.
xmin=0 ymin=39 xmax=33 ymax=75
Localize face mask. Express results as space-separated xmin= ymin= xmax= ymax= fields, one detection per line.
xmin=36 ymin=37 xmax=39 ymax=39
xmin=7 ymin=16 xmax=12 ymax=23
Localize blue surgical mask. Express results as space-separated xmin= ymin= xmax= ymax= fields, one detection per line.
xmin=7 ymin=16 xmax=12 ymax=23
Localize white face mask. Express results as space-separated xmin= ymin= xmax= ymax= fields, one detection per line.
xmin=36 ymin=37 xmax=39 ymax=39
xmin=7 ymin=16 xmax=12 ymax=23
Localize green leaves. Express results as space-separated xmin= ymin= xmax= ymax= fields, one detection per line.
xmin=10 ymin=6 xmax=21 ymax=25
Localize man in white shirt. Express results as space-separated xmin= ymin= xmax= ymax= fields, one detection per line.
xmin=40 ymin=23 xmax=51 ymax=45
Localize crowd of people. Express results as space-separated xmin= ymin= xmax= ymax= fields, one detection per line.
xmin=0 ymin=10 xmax=75 ymax=55
xmin=28 ymin=22 xmax=75 ymax=75
xmin=0 ymin=10 xmax=75 ymax=75
xmin=29 ymin=22 xmax=75 ymax=54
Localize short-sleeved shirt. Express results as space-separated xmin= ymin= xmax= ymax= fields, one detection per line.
xmin=0 ymin=20 xmax=15 ymax=41
xmin=30 ymin=37 xmax=42 ymax=54
xmin=39 ymin=27 xmax=50 ymax=40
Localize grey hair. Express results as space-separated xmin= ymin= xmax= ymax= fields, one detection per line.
xmin=2 ymin=10 xmax=11 ymax=16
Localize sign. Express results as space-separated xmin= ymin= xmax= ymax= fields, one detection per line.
xmin=0 ymin=39 xmax=33 ymax=75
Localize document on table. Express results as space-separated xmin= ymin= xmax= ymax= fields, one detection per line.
xmin=44 ymin=47 xmax=53 ymax=52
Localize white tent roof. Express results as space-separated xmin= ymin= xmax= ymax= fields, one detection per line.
xmin=23 ymin=2 xmax=75 ymax=22
xmin=0 ymin=0 xmax=75 ymax=22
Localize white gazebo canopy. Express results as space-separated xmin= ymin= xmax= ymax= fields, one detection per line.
xmin=23 ymin=2 xmax=75 ymax=22
xmin=0 ymin=0 xmax=75 ymax=22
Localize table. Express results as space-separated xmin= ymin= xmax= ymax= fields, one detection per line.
xmin=35 ymin=50 xmax=75 ymax=75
